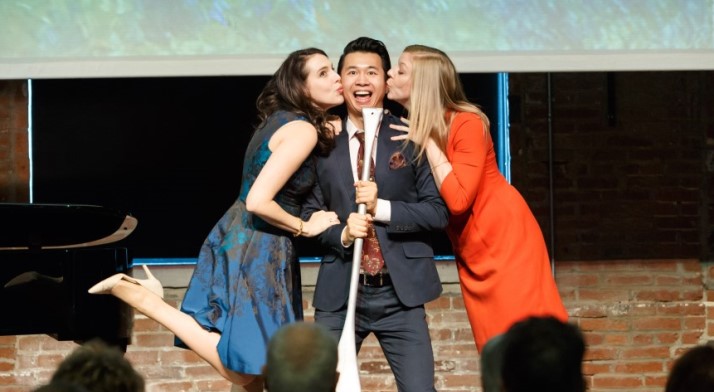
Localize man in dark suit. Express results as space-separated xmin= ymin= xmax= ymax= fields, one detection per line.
xmin=302 ymin=37 xmax=448 ymax=392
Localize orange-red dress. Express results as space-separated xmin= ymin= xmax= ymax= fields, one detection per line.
xmin=439 ymin=111 xmax=568 ymax=352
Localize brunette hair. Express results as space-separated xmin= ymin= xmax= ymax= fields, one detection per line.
xmin=50 ymin=339 xmax=144 ymax=392
xmin=256 ymin=48 xmax=335 ymax=155
xmin=665 ymin=343 xmax=714 ymax=392
xmin=501 ymin=317 xmax=586 ymax=392
xmin=265 ymin=322 xmax=338 ymax=392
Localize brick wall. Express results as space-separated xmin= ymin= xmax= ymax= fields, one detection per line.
xmin=0 ymin=80 xmax=29 ymax=203
xmin=509 ymin=71 xmax=714 ymax=261
xmin=0 ymin=260 xmax=712 ymax=392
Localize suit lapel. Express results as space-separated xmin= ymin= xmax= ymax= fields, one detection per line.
xmin=374 ymin=119 xmax=395 ymax=184
xmin=334 ymin=123 xmax=356 ymax=200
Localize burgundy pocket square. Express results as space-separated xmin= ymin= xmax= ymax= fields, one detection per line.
xmin=389 ymin=152 xmax=407 ymax=170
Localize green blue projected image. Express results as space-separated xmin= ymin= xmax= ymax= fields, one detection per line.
xmin=2 ymin=0 xmax=712 ymax=59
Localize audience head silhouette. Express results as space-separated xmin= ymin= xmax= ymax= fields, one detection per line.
xmin=33 ymin=381 xmax=90 ymax=392
xmin=263 ymin=322 xmax=339 ymax=392
xmin=49 ymin=339 xmax=144 ymax=392
xmin=665 ymin=342 xmax=714 ymax=392
xmin=500 ymin=316 xmax=586 ymax=392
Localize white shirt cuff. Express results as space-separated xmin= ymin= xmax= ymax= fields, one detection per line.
xmin=341 ymin=226 xmax=353 ymax=248
xmin=373 ymin=199 xmax=391 ymax=223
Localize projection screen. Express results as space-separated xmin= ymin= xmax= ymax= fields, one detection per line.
xmin=1 ymin=0 xmax=713 ymax=78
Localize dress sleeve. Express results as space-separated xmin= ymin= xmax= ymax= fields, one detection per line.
xmin=440 ymin=112 xmax=488 ymax=215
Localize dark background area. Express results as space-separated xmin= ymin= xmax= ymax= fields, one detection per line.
xmin=31 ymin=74 xmax=501 ymax=259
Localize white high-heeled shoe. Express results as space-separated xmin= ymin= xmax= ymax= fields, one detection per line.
xmin=88 ymin=264 xmax=164 ymax=298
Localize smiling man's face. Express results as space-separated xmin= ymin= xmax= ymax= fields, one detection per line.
xmin=340 ymin=51 xmax=387 ymax=128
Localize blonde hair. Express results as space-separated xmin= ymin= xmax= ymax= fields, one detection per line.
xmin=404 ymin=45 xmax=490 ymax=161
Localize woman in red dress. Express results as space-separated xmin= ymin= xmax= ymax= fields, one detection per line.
xmin=386 ymin=45 xmax=568 ymax=353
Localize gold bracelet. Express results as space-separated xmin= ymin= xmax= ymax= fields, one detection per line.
xmin=293 ymin=219 xmax=303 ymax=237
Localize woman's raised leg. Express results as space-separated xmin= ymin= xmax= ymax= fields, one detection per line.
xmin=90 ymin=273 xmax=256 ymax=386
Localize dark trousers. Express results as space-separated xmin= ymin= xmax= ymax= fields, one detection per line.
xmin=315 ymin=284 xmax=436 ymax=392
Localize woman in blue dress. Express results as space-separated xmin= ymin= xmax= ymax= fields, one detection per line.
xmin=88 ymin=47 xmax=344 ymax=391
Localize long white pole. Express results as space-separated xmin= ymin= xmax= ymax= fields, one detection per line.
xmin=335 ymin=108 xmax=383 ymax=392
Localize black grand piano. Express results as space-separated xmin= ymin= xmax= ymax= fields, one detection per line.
xmin=0 ymin=203 xmax=137 ymax=349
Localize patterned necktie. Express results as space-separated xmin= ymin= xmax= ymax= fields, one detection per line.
xmin=355 ymin=131 xmax=385 ymax=275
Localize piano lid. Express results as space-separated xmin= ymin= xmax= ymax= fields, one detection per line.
xmin=0 ymin=203 xmax=137 ymax=250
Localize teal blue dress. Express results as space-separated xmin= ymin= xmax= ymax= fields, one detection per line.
xmin=177 ymin=111 xmax=315 ymax=375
